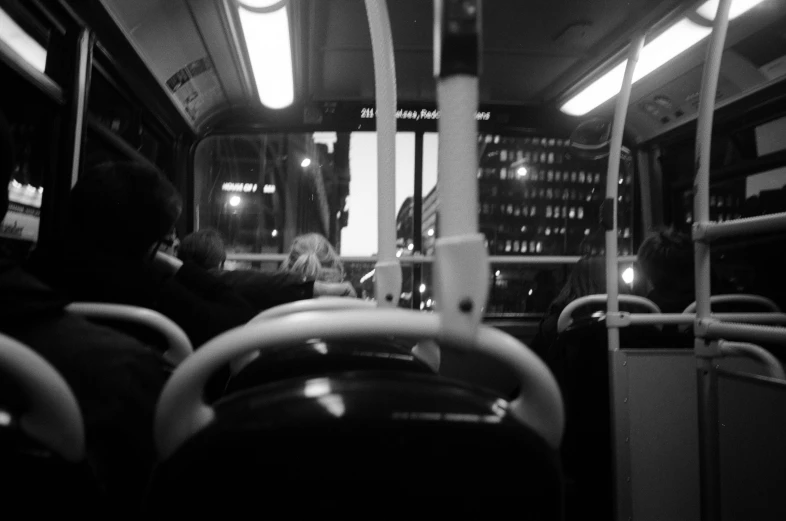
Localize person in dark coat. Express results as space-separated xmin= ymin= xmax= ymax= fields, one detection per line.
xmin=636 ymin=227 xmax=696 ymax=313
xmin=0 ymin=109 xmax=171 ymax=513
xmin=27 ymin=161 xmax=257 ymax=348
xmin=178 ymin=228 xmax=356 ymax=312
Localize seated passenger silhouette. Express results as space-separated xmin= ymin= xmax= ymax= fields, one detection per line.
xmin=27 ymin=161 xmax=257 ymax=348
xmin=636 ymin=228 xmax=695 ymax=313
xmin=179 ymin=228 xmax=356 ymax=311
xmin=0 ymin=110 xmax=171 ymax=512
xmin=530 ymin=255 xmax=606 ymax=361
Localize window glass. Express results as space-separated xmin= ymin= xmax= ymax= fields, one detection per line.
xmin=194 ymin=132 xmax=415 ymax=257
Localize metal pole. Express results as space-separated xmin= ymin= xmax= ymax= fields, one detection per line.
xmin=364 ymin=0 xmax=402 ymax=306
xmin=606 ymin=33 xmax=644 ymax=521
xmin=692 ymin=1 xmax=732 ymax=520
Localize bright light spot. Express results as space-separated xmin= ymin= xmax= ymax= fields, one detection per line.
xmin=0 ymin=410 xmax=11 ymax=426
xmin=0 ymin=8 xmax=47 ymax=73
xmin=301 ymin=158 xmax=311 ymax=168
xmin=516 ymin=166 xmax=528 ymax=178
xmin=304 ymin=378 xmax=331 ymax=398
xmin=317 ymin=395 xmax=345 ymax=417
xmin=396 ymin=250 xmax=402 ymax=258
xmin=560 ymin=18 xmax=711 ymax=116
xmin=271 ymin=229 xmax=278 ymax=237
xmin=495 ymin=270 xmax=501 ymax=277
xmin=419 ymin=284 xmax=427 ymax=293
xmin=622 ymin=267 xmax=635 ymax=285
xmin=528 ymin=289 xmax=533 ymax=296
xmin=407 ymin=243 xmax=414 ymax=251
xmin=619 ymin=178 xmax=624 ymax=184
xmin=426 ymin=299 xmax=432 ymax=307
xmin=420 ymin=302 xmax=426 ymax=310
xmin=263 ymin=184 xmax=276 ymax=194
xmin=427 ymin=228 xmax=434 ymax=237
xmin=697 ymin=0 xmax=765 ymax=20
xmin=229 ymin=195 xmax=241 ymax=207
xmin=239 ymin=3 xmax=294 ymax=109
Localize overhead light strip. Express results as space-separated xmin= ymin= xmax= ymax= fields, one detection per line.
xmin=0 ymin=7 xmax=47 ymax=73
xmin=560 ymin=0 xmax=766 ymax=116
xmin=237 ymin=1 xmax=294 ymax=109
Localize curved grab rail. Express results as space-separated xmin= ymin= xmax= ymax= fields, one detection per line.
xmin=0 ymin=333 xmax=85 ymax=462
xmin=683 ymin=294 xmax=781 ymax=314
xmin=243 ymin=297 xmax=441 ymax=372
xmin=248 ymin=297 xmax=376 ymax=324
xmin=66 ymin=303 xmax=193 ymax=365
xmin=156 ymin=309 xmax=564 ymax=460
xmin=232 ymin=298 xmax=380 ymax=373
xmin=557 ymin=294 xmax=661 ymax=334
xmin=717 ymin=340 xmax=786 ymax=380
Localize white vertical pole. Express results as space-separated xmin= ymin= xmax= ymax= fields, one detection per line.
xmin=364 ymin=0 xmax=402 ymax=306
xmin=605 ymin=34 xmax=644 ymax=521
xmin=693 ymin=1 xmax=732 ymax=520
xmin=605 ymin=34 xmax=644 ymax=352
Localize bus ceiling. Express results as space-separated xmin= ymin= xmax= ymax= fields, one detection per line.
xmin=78 ymin=0 xmax=786 ymax=141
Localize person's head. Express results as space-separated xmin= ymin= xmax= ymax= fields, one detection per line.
xmin=179 ymin=228 xmax=226 ymax=270
xmin=636 ymin=227 xmax=694 ymax=293
xmin=69 ymin=161 xmax=183 ymax=259
xmin=549 ymin=255 xmax=606 ymax=313
xmin=281 ymin=233 xmax=344 ymax=283
xmin=0 ymin=110 xmax=14 ymax=220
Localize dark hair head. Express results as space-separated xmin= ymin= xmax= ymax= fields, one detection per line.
xmin=69 ymin=161 xmax=183 ymax=258
xmin=179 ymin=228 xmax=226 ymax=270
xmin=549 ymin=255 xmax=607 ymax=313
xmin=0 ymin=110 xmax=14 ymax=219
xmin=637 ymin=227 xmax=694 ymax=290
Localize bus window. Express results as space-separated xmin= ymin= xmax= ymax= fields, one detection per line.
xmin=193 ymin=131 xmax=415 ymax=257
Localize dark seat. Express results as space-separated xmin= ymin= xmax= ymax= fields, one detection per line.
xmin=148 ymin=370 xmax=563 ymax=519
xmin=224 ymin=338 xmax=435 ymax=396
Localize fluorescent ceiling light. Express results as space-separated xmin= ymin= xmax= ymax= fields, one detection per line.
xmin=696 ymin=0 xmax=766 ymax=20
xmin=238 ymin=3 xmax=294 ymax=109
xmin=561 ymin=18 xmax=711 ymax=116
xmin=0 ymin=8 xmax=47 ymax=73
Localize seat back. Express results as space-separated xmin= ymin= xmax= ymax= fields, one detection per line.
xmin=148 ymin=372 xmax=563 ymax=519
xmin=66 ymin=302 xmax=192 ymax=364
xmin=224 ymin=337 xmax=434 ymax=396
xmin=0 ymin=332 xmax=104 ymax=514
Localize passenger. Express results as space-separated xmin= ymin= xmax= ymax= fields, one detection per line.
xmin=281 ymin=232 xmax=346 ymax=284
xmin=636 ymin=227 xmax=695 ymax=312
xmin=0 ymin=110 xmax=171 ymax=513
xmin=27 ymin=161 xmax=257 ymax=348
xmin=530 ymin=256 xmax=606 ymax=361
xmin=179 ymin=228 xmax=356 ymax=311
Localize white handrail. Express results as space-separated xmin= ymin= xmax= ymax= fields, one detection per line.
xmin=226 ymin=253 xmax=638 ymax=264
xmin=66 ymin=302 xmax=193 ymax=365
xmin=155 ymin=309 xmax=565 ymax=460
xmin=604 ymin=33 xmax=644 ymax=354
xmin=231 ymin=298 xmax=379 ymax=374
xmin=694 ymin=212 xmax=786 ymax=242
xmin=0 ymin=333 xmax=85 ymax=462
xmin=557 ymin=294 xmax=660 ymax=334
xmin=364 ymin=0 xmax=402 ymax=307
xmin=717 ymin=340 xmax=786 ymax=380
xmin=683 ymin=295 xmax=781 ymax=314
xmin=692 ymin=4 xmax=765 ymax=519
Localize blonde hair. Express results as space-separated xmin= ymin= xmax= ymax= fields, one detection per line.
xmin=281 ymin=233 xmax=344 ymax=283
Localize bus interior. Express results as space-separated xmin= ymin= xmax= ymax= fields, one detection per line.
xmin=1 ymin=0 xmax=786 ymax=518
